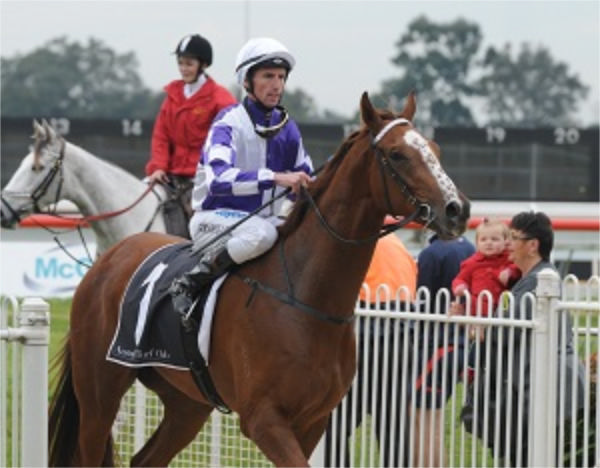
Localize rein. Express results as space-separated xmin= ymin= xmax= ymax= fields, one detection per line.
xmin=37 ymin=183 xmax=158 ymax=225
xmin=80 ymin=184 xmax=158 ymax=223
xmin=303 ymin=188 xmax=425 ymax=245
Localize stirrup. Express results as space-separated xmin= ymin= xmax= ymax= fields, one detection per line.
xmin=170 ymin=277 xmax=197 ymax=316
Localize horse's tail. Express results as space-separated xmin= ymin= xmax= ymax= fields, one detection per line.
xmin=48 ymin=338 xmax=79 ymax=466
xmin=48 ymin=337 xmax=116 ymax=467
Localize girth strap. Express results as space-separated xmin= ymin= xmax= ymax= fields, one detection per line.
xmin=179 ymin=305 xmax=232 ymax=414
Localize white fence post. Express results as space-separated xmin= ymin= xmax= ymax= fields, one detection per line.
xmin=530 ymin=268 xmax=560 ymax=466
xmin=210 ymin=411 xmax=221 ymax=466
xmin=133 ymin=380 xmax=147 ymax=452
xmin=19 ymin=297 xmax=50 ymax=468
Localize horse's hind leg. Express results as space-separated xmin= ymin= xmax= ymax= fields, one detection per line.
xmin=131 ymin=370 xmax=213 ymax=466
xmin=74 ymin=362 xmax=137 ymax=466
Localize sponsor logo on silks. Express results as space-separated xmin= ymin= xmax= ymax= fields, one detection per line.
xmin=215 ymin=209 xmax=246 ymax=219
xmin=22 ymin=242 xmax=94 ymax=295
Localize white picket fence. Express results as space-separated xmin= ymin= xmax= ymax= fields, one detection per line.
xmin=1 ymin=270 xmax=598 ymax=467
xmin=111 ymin=269 xmax=600 ymax=467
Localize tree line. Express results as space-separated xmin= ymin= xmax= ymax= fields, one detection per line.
xmin=0 ymin=16 xmax=592 ymax=127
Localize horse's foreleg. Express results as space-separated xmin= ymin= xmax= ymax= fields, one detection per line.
xmin=298 ymin=415 xmax=330 ymax=459
xmin=241 ymin=404 xmax=309 ymax=467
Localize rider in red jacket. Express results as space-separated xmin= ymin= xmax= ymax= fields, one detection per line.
xmin=146 ymin=34 xmax=236 ymax=236
xmin=146 ymin=76 xmax=236 ymax=178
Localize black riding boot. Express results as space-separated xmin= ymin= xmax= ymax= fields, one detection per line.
xmin=170 ymin=248 xmax=236 ymax=315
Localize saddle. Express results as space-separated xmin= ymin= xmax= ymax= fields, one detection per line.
xmin=106 ymin=242 xmax=230 ymax=412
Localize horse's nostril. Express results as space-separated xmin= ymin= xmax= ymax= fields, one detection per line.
xmin=445 ymin=200 xmax=461 ymax=220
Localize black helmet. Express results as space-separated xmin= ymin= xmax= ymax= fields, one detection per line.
xmin=174 ymin=34 xmax=213 ymax=66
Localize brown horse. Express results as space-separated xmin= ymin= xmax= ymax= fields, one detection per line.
xmin=48 ymin=92 xmax=470 ymax=467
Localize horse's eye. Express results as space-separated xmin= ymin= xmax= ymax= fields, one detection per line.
xmin=389 ymin=151 xmax=408 ymax=162
xmin=31 ymin=164 xmax=45 ymax=172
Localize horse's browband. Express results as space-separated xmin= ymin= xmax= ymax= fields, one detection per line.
xmin=372 ymin=118 xmax=411 ymax=145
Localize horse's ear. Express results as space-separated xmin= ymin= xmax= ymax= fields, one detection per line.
xmin=32 ymin=119 xmax=45 ymax=140
xmin=400 ymin=91 xmax=417 ymax=121
xmin=360 ymin=92 xmax=383 ymax=134
xmin=41 ymin=119 xmax=57 ymax=140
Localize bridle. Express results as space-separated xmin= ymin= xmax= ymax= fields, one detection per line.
xmin=302 ymin=117 xmax=434 ymax=246
xmin=1 ymin=139 xmax=65 ymax=226
xmin=372 ymin=117 xmax=433 ymax=226
xmin=31 ymin=138 xmax=67 ymax=213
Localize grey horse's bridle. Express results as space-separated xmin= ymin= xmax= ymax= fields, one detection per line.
xmin=1 ymin=138 xmax=66 ymax=222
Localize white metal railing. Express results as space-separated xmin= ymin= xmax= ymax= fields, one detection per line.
xmin=107 ymin=271 xmax=598 ymax=467
xmin=0 ymin=297 xmax=50 ymax=468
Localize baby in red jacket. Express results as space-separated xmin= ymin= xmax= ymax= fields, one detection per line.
xmin=452 ymin=218 xmax=521 ymax=317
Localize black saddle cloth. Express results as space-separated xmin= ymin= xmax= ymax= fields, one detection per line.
xmin=107 ymin=242 xmax=205 ymax=368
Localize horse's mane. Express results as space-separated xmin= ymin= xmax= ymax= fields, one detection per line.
xmin=278 ymin=107 xmax=402 ymax=239
xmin=278 ymin=127 xmax=367 ymax=238
xmin=34 ymin=134 xmax=150 ymax=187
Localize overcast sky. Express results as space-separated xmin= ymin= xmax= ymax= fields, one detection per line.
xmin=1 ymin=0 xmax=598 ymax=125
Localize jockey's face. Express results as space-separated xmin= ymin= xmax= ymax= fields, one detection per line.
xmin=247 ymin=67 xmax=287 ymax=108
xmin=177 ymin=56 xmax=202 ymax=83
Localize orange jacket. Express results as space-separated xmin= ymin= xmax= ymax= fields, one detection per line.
xmin=146 ymin=77 xmax=236 ymax=177
xmin=359 ymin=235 xmax=417 ymax=303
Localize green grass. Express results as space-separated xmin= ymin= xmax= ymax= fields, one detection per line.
xmin=47 ymin=298 xmax=72 ymax=385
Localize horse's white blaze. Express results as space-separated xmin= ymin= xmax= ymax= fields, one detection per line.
xmin=403 ymin=129 xmax=461 ymax=205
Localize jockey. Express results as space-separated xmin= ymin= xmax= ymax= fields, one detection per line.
xmin=170 ymin=37 xmax=314 ymax=315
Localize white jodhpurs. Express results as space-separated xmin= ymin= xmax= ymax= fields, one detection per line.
xmin=188 ymin=209 xmax=279 ymax=264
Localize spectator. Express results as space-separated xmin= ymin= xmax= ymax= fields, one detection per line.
xmin=465 ymin=211 xmax=586 ymax=466
xmin=451 ymin=218 xmax=520 ymax=317
xmin=412 ymin=232 xmax=475 ymax=467
xmin=325 ymin=234 xmax=417 ymax=467
xmin=146 ymin=34 xmax=236 ymax=237
xmin=169 ymin=37 xmax=313 ymax=316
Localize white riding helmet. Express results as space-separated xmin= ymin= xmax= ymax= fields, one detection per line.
xmin=234 ymin=37 xmax=296 ymax=86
